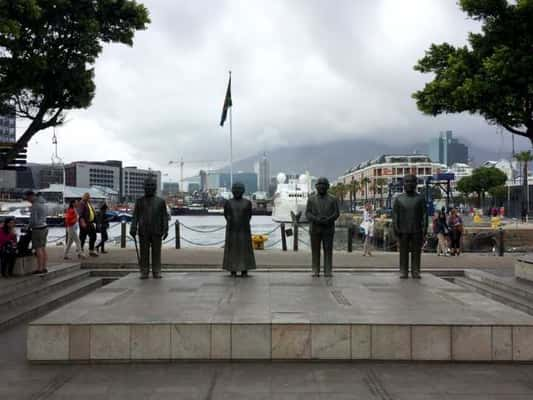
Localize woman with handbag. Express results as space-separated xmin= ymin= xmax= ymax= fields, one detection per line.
xmin=0 ymin=217 xmax=17 ymax=278
xmin=95 ymin=203 xmax=110 ymax=254
xmin=448 ymin=208 xmax=464 ymax=256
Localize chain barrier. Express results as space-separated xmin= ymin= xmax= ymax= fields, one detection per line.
xmin=180 ymin=236 xmax=226 ymax=247
xmin=265 ymin=238 xmax=282 ymax=249
xmin=297 ymin=238 xmax=310 ymax=247
xmin=179 ymin=223 xmax=226 ymax=234
xmin=252 ymin=225 xmax=280 ymax=236
xmin=163 ymin=235 xmax=176 ymax=245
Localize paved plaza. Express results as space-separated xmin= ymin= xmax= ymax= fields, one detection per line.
xmin=29 ymin=272 xmax=533 ymax=361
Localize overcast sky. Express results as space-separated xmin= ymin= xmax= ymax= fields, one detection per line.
xmin=22 ymin=0 xmax=528 ymax=181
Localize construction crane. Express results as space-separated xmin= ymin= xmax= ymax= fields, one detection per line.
xmin=168 ymin=158 xmax=226 ymax=193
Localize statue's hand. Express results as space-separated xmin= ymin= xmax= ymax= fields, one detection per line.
xmin=162 ymin=232 xmax=168 ymax=240
xmin=129 ymin=229 xmax=137 ymax=238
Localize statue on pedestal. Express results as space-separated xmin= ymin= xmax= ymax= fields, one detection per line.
xmin=223 ymin=182 xmax=256 ymax=277
xmin=305 ymin=177 xmax=340 ymax=277
xmin=130 ymin=177 xmax=169 ymax=279
xmin=392 ymin=174 xmax=428 ymax=279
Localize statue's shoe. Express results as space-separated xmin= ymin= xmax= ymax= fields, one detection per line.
xmin=412 ymin=273 xmax=421 ymax=279
xmin=400 ymin=274 xmax=409 ymax=279
xmin=153 ymin=274 xmax=162 ymax=279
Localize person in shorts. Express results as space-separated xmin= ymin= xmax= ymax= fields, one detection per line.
xmin=24 ymin=190 xmax=48 ymax=274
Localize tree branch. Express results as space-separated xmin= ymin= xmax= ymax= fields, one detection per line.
xmin=501 ymin=123 xmax=527 ymax=136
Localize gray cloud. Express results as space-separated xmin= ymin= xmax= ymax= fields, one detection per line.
xmin=26 ymin=0 xmax=525 ymax=180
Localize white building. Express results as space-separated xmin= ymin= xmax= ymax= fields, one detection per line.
xmin=449 ymin=163 xmax=473 ymax=181
xmin=482 ymin=159 xmax=518 ymax=182
xmin=123 ymin=167 xmax=161 ymax=202
xmin=338 ymin=154 xmax=446 ymax=200
xmin=65 ymin=161 xmax=121 ymax=195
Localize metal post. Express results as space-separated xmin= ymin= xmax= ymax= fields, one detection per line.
xmin=280 ymin=223 xmax=287 ymax=251
xmin=347 ymin=225 xmax=353 ymax=253
xmin=383 ymin=229 xmax=388 ymax=251
xmin=120 ymin=221 xmax=127 ymax=248
xmin=499 ymin=227 xmax=504 ymax=256
xmin=175 ymin=220 xmax=181 ymax=250
xmin=293 ymin=222 xmax=299 ymax=252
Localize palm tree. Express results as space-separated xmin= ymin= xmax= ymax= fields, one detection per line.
xmin=514 ymin=150 xmax=533 ymax=218
xmin=349 ymin=180 xmax=360 ymax=212
xmin=376 ymin=177 xmax=387 ymax=208
xmin=361 ymin=177 xmax=371 ymax=204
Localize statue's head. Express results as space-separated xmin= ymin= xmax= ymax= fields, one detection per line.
xmin=315 ymin=177 xmax=330 ymax=196
xmin=403 ymin=174 xmax=418 ymax=195
xmin=144 ymin=176 xmax=157 ymax=197
xmin=231 ymin=182 xmax=245 ymax=199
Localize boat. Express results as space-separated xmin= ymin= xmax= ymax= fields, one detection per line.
xmin=271 ymin=172 xmax=312 ymax=223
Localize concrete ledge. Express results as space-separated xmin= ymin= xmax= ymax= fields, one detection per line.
xmin=26 ymin=272 xmax=533 ymax=362
xmin=27 ymin=323 xmax=533 ymax=362
xmin=515 ymin=256 xmax=533 ymax=282
xmin=13 ymin=256 xmax=38 ymax=277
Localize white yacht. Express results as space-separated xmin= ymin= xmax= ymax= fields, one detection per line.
xmin=272 ymin=172 xmax=312 ymax=223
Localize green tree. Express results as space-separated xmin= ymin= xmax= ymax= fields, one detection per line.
xmin=459 ymin=167 xmax=507 ymax=207
xmin=0 ymin=0 xmax=150 ymax=168
xmin=329 ymin=183 xmax=347 ymax=206
xmin=361 ymin=177 xmax=370 ymax=204
xmin=514 ymin=150 xmax=533 ymax=214
xmin=488 ymin=185 xmax=507 ymax=206
xmin=413 ymin=0 xmax=533 ymax=144
xmin=348 ymin=180 xmax=360 ymax=212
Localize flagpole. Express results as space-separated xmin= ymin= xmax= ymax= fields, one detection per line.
xmin=229 ymin=70 xmax=233 ymax=188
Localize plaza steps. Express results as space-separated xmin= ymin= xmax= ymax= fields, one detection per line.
xmin=0 ymin=263 xmax=104 ymax=331
xmin=453 ymin=270 xmax=533 ymax=316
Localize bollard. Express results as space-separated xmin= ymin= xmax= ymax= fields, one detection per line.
xmin=280 ymin=223 xmax=287 ymax=251
xmin=175 ymin=220 xmax=181 ymax=250
xmin=499 ymin=227 xmax=504 ymax=256
xmin=120 ymin=221 xmax=127 ymax=248
xmin=347 ymin=225 xmax=353 ymax=253
xmin=293 ymin=223 xmax=299 ymax=252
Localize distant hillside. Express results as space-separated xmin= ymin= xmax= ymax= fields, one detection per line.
xmin=220 ymin=138 xmax=516 ymax=180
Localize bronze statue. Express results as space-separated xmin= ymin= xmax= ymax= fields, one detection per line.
xmin=222 ymin=182 xmax=256 ymax=277
xmin=305 ymin=177 xmax=340 ymax=277
xmin=130 ymin=177 xmax=169 ymax=279
xmin=392 ymin=174 xmax=428 ymax=279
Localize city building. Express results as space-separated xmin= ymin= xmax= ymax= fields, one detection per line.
xmin=338 ymin=154 xmax=446 ymax=200
xmin=428 ymin=131 xmax=469 ymax=166
xmin=122 ymin=167 xmax=161 ymax=202
xmin=254 ymin=153 xmax=271 ymax=192
xmin=199 ymin=170 xmax=208 ymax=192
xmin=0 ymin=108 xmax=16 ymax=144
xmin=162 ymin=182 xmax=180 ymax=196
xmin=40 ymin=184 xmax=118 ymax=206
xmin=15 ymin=163 xmax=63 ymax=190
xmin=65 ymin=161 xmax=122 ymax=199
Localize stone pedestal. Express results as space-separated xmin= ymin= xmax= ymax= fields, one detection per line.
xmin=13 ymin=256 xmax=38 ymax=277
xmin=515 ymin=256 xmax=533 ymax=281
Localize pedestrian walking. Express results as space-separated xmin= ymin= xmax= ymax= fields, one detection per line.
xmin=78 ymin=192 xmax=98 ymax=257
xmin=64 ymin=200 xmax=84 ymax=260
xmin=95 ymin=202 xmax=110 ymax=254
xmin=435 ymin=210 xmax=449 ymax=256
xmin=362 ymin=203 xmax=374 ymax=256
xmin=448 ymin=208 xmax=463 ymax=256
xmin=23 ymin=190 xmax=48 ymax=274
xmin=0 ymin=217 xmax=17 ymax=278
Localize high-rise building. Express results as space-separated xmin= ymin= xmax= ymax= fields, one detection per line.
xmin=123 ymin=167 xmax=161 ymax=202
xmin=199 ymin=170 xmax=208 ymax=192
xmin=428 ymin=131 xmax=469 ymax=166
xmin=0 ymin=108 xmax=16 ymax=144
xmin=254 ymin=153 xmax=271 ymax=193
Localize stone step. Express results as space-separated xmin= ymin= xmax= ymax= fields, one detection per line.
xmin=453 ymin=277 xmax=533 ymax=316
xmin=464 ymin=270 xmax=533 ymax=303
xmin=0 ymin=270 xmax=92 ymax=312
xmin=0 ymin=277 xmax=102 ymax=331
xmin=0 ymin=262 xmax=81 ymax=299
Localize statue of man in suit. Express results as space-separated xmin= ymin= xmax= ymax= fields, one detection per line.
xmin=392 ymin=174 xmax=428 ymax=279
xmin=305 ymin=177 xmax=340 ymax=277
xmin=130 ymin=177 xmax=169 ymax=279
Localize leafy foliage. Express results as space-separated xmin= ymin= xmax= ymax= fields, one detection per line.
xmin=0 ymin=0 xmax=150 ymax=167
xmin=413 ymin=0 xmax=533 ymax=142
xmin=457 ymin=166 xmax=507 ymax=206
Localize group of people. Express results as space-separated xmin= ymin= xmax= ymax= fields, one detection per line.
xmin=64 ymin=192 xmax=110 ymax=260
xmin=432 ymin=207 xmax=464 ymax=256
